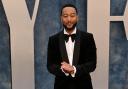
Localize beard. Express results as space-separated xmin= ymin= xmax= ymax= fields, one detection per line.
xmin=63 ymin=23 xmax=77 ymax=31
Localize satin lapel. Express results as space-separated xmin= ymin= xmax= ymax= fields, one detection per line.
xmin=73 ymin=30 xmax=81 ymax=65
xmin=59 ymin=31 xmax=69 ymax=63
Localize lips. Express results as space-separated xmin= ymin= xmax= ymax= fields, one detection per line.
xmin=67 ymin=24 xmax=73 ymax=28
xmin=67 ymin=23 xmax=73 ymax=26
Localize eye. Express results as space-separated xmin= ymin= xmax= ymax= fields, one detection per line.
xmin=63 ymin=15 xmax=68 ymax=18
xmin=70 ymin=14 xmax=76 ymax=17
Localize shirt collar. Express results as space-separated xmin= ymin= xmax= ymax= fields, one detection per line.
xmin=64 ymin=27 xmax=77 ymax=35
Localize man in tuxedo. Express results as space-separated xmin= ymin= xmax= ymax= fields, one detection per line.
xmin=47 ymin=4 xmax=97 ymax=89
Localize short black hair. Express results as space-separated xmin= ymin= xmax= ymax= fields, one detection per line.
xmin=60 ymin=4 xmax=78 ymax=15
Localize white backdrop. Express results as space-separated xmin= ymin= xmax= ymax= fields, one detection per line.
xmin=1 ymin=0 xmax=128 ymax=89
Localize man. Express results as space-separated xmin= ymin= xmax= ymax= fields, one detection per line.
xmin=47 ymin=4 xmax=97 ymax=89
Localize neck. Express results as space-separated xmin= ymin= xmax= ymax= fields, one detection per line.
xmin=65 ymin=27 xmax=76 ymax=34
xmin=65 ymin=29 xmax=74 ymax=34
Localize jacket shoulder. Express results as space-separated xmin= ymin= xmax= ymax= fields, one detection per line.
xmin=79 ymin=30 xmax=93 ymax=37
xmin=48 ymin=31 xmax=61 ymax=41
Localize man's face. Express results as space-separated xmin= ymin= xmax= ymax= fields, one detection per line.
xmin=61 ymin=7 xmax=78 ymax=30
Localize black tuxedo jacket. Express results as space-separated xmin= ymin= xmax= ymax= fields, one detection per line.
xmin=47 ymin=30 xmax=97 ymax=89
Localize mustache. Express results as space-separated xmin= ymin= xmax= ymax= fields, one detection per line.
xmin=63 ymin=23 xmax=77 ymax=30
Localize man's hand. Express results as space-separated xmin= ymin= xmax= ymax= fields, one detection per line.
xmin=61 ymin=61 xmax=74 ymax=74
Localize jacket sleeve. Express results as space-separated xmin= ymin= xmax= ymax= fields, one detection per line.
xmin=47 ymin=37 xmax=65 ymax=77
xmin=75 ymin=34 xmax=97 ymax=77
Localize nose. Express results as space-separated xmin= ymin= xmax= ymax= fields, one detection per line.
xmin=67 ymin=16 xmax=71 ymax=21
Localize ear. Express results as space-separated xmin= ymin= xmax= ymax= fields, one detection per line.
xmin=60 ymin=16 xmax=63 ymax=23
xmin=77 ymin=15 xmax=79 ymax=22
xmin=60 ymin=16 xmax=63 ymax=27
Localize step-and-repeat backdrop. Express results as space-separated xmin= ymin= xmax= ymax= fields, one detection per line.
xmin=0 ymin=0 xmax=128 ymax=89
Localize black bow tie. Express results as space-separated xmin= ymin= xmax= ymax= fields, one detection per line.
xmin=64 ymin=34 xmax=76 ymax=42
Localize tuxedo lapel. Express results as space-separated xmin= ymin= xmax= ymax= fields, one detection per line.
xmin=73 ymin=30 xmax=81 ymax=65
xmin=59 ymin=31 xmax=69 ymax=63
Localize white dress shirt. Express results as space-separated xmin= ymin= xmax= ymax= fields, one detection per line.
xmin=62 ymin=28 xmax=77 ymax=77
